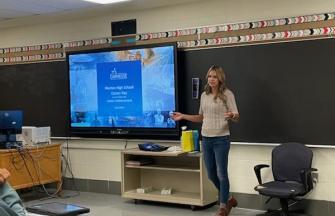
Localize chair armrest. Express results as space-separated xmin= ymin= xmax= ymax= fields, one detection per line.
xmin=300 ymin=168 xmax=318 ymax=191
xmin=254 ymin=164 xmax=270 ymax=185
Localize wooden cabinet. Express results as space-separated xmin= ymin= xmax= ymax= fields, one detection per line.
xmin=0 ymin=144 xmax=62 ymax=190
xmin=121 ymin=148 xmax=217 ymax=209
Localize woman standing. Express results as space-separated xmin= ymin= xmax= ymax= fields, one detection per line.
xmin=172 ymin=65 xmax=239 ymax=216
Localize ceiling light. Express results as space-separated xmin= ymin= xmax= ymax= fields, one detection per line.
xmin=82 ymin=0 xmax=130 ymax=4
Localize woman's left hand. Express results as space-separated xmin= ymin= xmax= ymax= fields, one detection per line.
xmin=224 ymin=112 xmax=235 ymax=120
xmin=225 ymin=112 xmax=239 ymax=122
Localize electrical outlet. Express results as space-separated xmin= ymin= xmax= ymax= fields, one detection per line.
xmin=312 ymin=172 xmax=318 ymax=184
xmin=192 ymin=78 xmax=200 ymax=99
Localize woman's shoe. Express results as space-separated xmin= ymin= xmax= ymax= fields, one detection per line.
xmin=215 ymin=207 xmax=227 ymax=216
xmin=227 ymin=197 xmax=238 ymax=215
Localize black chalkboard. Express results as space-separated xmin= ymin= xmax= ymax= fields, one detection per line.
xmin=0 ymin=61 xmax=69 ymax=137
xmin=178 ymin=38 xmax=335 ymax=145
xmin=1 ymin=38 xmax=334 ymax=145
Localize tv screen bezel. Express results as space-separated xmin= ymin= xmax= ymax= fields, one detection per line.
xmin=66 ymin=42 xmax=179 ymax=139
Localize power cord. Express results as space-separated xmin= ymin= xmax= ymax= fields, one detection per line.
xmin=124 ymin=139 xmax=128 ymax=149
xmin=57 ymin=138 xmax=80 ymax=199
xmin=14 ymin=146 xmax=61 ymax=200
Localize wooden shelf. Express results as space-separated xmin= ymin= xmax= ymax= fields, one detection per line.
xmin=121 ymin=147 xmax=217 ymax=207
xmin=125 ymin=164 xmax=200 ymax=172
xmin=123 ymin=148 xmax=186 ymax=157
xmin=123 ymin=189 xmax=201 ymax=205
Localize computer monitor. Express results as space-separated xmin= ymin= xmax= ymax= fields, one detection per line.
xmin=0 ymin=110 xmax=23 ymax=148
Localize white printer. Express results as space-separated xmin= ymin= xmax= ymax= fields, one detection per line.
xmin=22 ymin=126 xmax=51 ymax=145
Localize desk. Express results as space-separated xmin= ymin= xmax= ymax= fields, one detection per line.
xmin=0 ymin=143 xmax=62 ymax=190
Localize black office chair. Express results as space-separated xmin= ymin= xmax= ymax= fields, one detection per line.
xmin=254 ymin=143 xmax=317 ymax=216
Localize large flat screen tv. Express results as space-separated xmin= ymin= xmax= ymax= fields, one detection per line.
xmin=67 ymin=43 xmax=179 ymax=139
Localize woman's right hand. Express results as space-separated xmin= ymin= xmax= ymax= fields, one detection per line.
xmin=171 ymin=112 xmax=183 ymax=121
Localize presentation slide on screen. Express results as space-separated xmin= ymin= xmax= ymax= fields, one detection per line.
xmin=69 ymin=46 xmax=176 ymax=128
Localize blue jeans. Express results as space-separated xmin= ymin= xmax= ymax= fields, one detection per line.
xmin=202 ymin=136 xmax=230 ymax=204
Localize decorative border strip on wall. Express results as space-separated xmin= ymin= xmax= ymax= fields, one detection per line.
xmin=0 ymin=43 xmax=63 ymax=54
xmin=197 ymin=13 xmax=335 ymax=34
xmin=136 ymin=13 xmax=335 ymax=40
xmin=63 ymin=37 xmax=112 ymax=48
xmin=177 ymin=27 xmax=335 ymax=48
xmin=1 ymin=13 xmax=335 ymax=64
xmin=0 ymin=37 xmax=112 ymax=55
xmin=136 ymin=29 xmax=197 ymax=40
xmin=0 ymin=38 xmax=112 ymax=64
xmin=0 ymin=53 xmax=64 ymax=63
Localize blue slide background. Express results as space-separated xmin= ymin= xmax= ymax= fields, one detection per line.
xmin=97 ymin=61 xmax=142 ymax=117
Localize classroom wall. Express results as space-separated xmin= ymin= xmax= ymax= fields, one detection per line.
xmin=59 ymin=139 xmax=335 ymax=202
xmin=1 ymin=0 xmax=335 ymax=202
xmin=1 ymin=0 xmax=335 ymax=47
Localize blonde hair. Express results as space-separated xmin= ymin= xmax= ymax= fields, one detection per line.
xmin=204 ymin=65 xmax=228 ymax=102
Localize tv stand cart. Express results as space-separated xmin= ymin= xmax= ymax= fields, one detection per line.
xmin=121 ymin=148 xmax=217 ymax=210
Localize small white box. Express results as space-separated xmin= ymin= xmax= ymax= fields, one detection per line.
xmin=22 ymin=126 xmax=51 ymax=145
xmin=136 ymin=186 xmax=153 ymax=194
xmin=161 ymin=188 xmax=173 ymax=195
